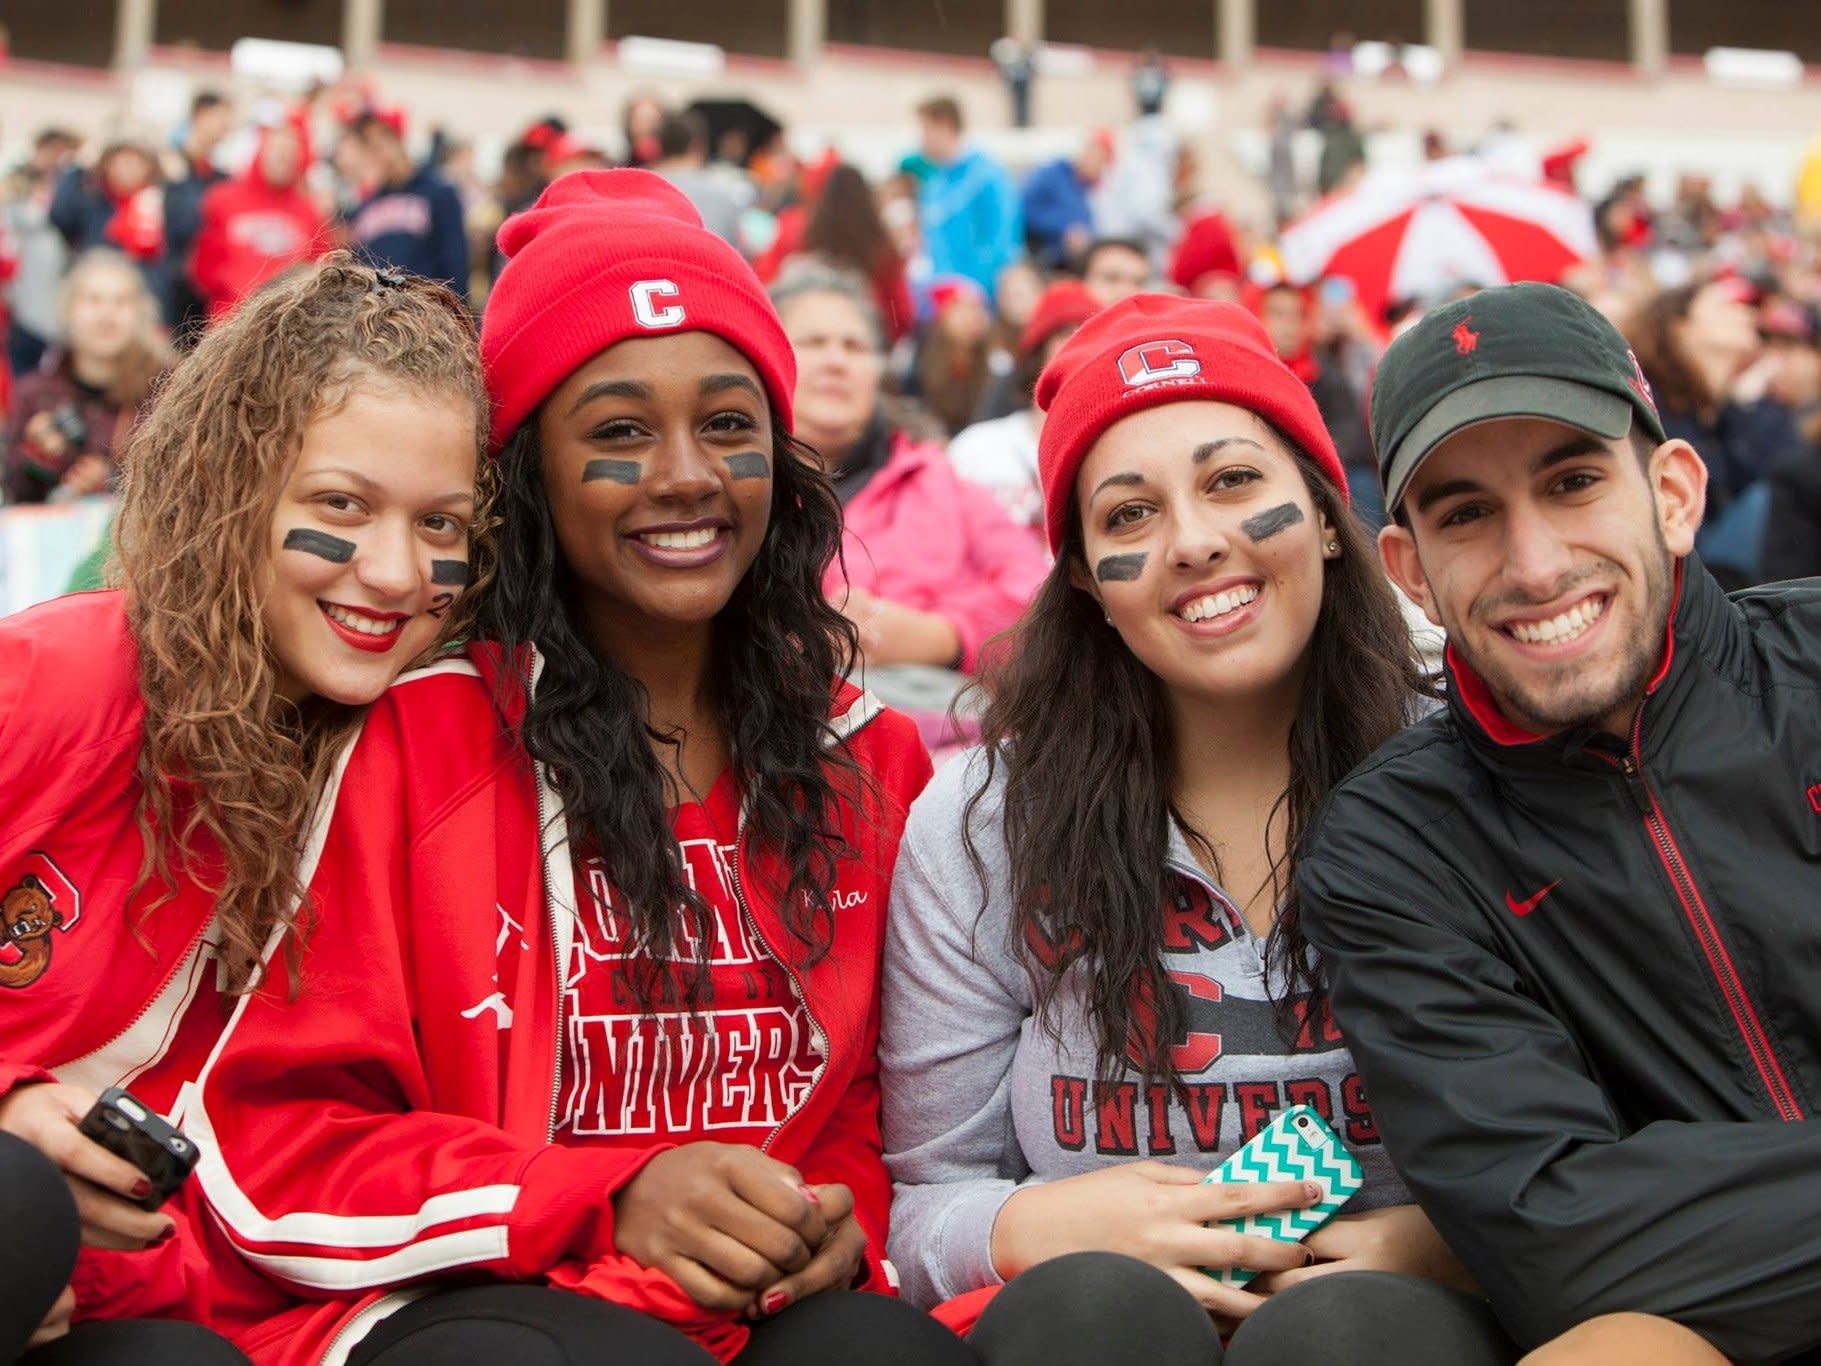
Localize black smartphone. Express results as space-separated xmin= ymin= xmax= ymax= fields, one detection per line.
xmin=77 ymin=1087 xmax=200 ymax=1211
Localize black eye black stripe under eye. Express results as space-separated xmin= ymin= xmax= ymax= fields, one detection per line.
xmin=725 ymin=451 xmax=771 ymax=480
xmin=1095 ymin=553 xmax=1147 ymax=582
xmin=431 ymin=560 xmax=470 ymax=586
xmin=1239 ymin=502 xmax=1304 ymax=543
xmin=582 ymin=459 xmax=641 ymax=484
xmin=283 ymin=529 xmax=356 ymax=563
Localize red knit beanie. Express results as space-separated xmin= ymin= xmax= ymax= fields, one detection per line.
xmin=1034 ymin=293 xmax=1346 ymax=554
xmin=1017 ymin=280 xmax=1101 ymax=360
xmin=480 ymin=169 xmax=796 ymax=454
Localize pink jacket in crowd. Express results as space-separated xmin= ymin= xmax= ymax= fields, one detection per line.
xmin=823 ymin=431 xmax=1048 ymax=670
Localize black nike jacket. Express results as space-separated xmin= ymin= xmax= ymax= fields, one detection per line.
xmin=1298 ymin=556 xmax=1821 ymax=1363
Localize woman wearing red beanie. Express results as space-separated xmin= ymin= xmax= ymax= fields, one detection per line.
xmin=878 ymin=294 xmax=1517 ymax=1364
xmin=188 ymin=171 xmax=978 ymax=1366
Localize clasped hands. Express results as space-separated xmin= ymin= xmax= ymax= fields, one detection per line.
xmin=612 ymin=1142 xmax=866 ymax=1319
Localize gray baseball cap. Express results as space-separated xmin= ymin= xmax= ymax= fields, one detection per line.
xmin=1371 ymin=283 xmax=1667 ymax=513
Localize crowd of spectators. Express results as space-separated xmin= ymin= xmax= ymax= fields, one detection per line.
xmin=3 ymin=67 xmax=1819 ymax=602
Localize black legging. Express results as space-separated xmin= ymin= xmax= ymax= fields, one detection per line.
xmin=346 ymin=1282 xmax=982 ymax=1366
xmin=969 ymin=1254 xmax=1223 ymax=1366
xmin=1225 ymin=1270 xmax=1516 ymax=1366
xmin=0 ymin=1131 xmax=248 ymax=1366
xmin=967 ymin=1253 xmax=1516 ymax=1366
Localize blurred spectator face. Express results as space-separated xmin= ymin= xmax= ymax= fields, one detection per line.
xmin=1737 ymin=185 xmax=1773 ymax=226
xmin=1258 ymin=287 xmax=1308 ymax=359
xmin=258 ymin=127 xmax=304 ymax=188
xmin=779 ymin=290 xmax=883 ymax=450
xmin=1083 ymin=243 xmax=1151 ymax=305
xmin=358 ymin=123 xmax=409 ymax=177
xmin=1039 ymin=325 xmax=1079 ymax=369
xmin=1762 ymin=299 xmax=1821 ymax=409
xmin=443 ymin=143 xmax=477 ymax=185
xmin=65 ymin=257 xmax=148 ymax=364
xmin=879 ymin=184 xmax=920 ymax=260
xmin=100 ymin=147 xmax=156 ymax=198
xmin=995 ymin=262 xmax=1043 ymax=332
xmin=625 ymin=97 xmax=664 ymax=148
xmin=1075 ymin=137 xmax=1109 ymax=184
xmin=1767 ymin=338 xmax=1821 ymax=409
xmin=332 ymin=132 xmax=372 ymax=189
xmin=32 ymin=131 xmax=78 ymax=174
xmin=1675 ymin=280 xmax=1760 ymax=375
xmin=191 ymin=100 xmax=234 ymax=154
xmin=919 ymin=114 xmax=961 ymax=166
xmin=1190 ymin=271 xmax=1243 ymax=303
xmin=937 ymin=291 xmax=991 ymax=346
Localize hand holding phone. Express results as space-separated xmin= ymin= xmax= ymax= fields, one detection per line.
xmin=77 ymin=1088 xmax=199 ymax=1210
xmin=0 ymin=1082 xmax=175 ymax=1248
xmin=1199 ymin=1104 xmax=1364 ymax=1287
xmin=991 ymin=1160 xmax=1320 ymax=1320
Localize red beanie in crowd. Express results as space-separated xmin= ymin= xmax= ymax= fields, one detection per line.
xmin=1169 ymin=210 xmax=1242 ymax=294
xmin=480 ymin=168 xmax=796 ymax=453
xmin=1017 ymin=280 xmax=1102 ymax=360
xmin=1034 ymin=293 xmax=1346 ymax=554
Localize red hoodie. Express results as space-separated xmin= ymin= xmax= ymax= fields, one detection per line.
xmin=190 ymin=128 xmax=331 ymax=321
xmin=0 ymin=590 xmax=351 ymax=1333
xmin=190 ymin=646 xmax=933 ymax=1366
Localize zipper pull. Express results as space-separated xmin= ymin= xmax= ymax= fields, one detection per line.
xmin=1618 ymin=755 xmax=1652 ymax=817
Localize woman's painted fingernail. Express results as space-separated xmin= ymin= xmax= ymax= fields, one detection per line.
xmin=154 ymin=1224 xmax=176 ymax=1244
xmin=797 ymin=1183 xmax=821 ymax=1205
xmin=1303 ymin=1248 xmax=1317 ymax=1266
xmin=761 ymin=1290 xmax=789 ymax=1316
xmin=1304 ymin=1181 xmax=1323 ymax=1202
xmin=131 ymin=1178 xmax=152 ymax=1199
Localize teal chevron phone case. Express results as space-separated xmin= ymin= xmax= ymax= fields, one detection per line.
xmin=1199 ymin=1104 xmax=1364 ymax=1287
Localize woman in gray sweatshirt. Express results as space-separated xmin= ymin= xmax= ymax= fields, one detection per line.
xmin=878 ymin=295 xmax=1509 ymax=1366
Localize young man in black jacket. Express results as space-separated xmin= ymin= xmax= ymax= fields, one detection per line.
xmin=1299 ymin=282 xmax=1821 ymax=1364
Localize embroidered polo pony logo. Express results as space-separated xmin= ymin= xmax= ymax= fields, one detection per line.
xmin=1452 ymin=317 xmax=1480 ymax=355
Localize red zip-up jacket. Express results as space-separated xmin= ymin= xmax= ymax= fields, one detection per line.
xmin=0 ymin=590 xmax=355 ymax=1333
xmin=190 ymin=646 xmax=932 ymax=1366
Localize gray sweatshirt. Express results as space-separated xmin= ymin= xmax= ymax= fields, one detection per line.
xmin=881 ymin=749 xmax=1409 ymax=1310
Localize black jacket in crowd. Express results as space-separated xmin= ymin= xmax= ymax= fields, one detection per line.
xmin=1299 ymin=556 xmax=1821 ymax=1363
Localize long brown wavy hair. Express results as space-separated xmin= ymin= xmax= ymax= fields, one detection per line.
xmin=112 ymin=256 xmax=490 ymax=989
xmin=1625 ymin=283 xmax=1710 ymax=420
xmin=802 ymin=164 xmax=901 ymax=286
xmin=964 ymin=439 xmax=1433 ymax=1087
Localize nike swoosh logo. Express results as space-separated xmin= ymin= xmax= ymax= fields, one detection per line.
xmin=1505 ymin=880 xmax=1561 ymax=917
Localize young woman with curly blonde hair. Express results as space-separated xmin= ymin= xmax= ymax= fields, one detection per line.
xmin=0 ymin=257 xmax=488 ymax=1365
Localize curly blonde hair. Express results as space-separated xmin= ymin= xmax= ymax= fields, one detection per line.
xmin=112 ymin=256 xmax=492 ymax=989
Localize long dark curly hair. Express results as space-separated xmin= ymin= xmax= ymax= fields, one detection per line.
xmin=479 ymin=420 xmax=868 ymax=1005
xmin=964 ymin=440 xmax=1432 ymax=1088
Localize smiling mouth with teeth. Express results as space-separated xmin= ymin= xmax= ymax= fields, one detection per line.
xmin=1176 ymin=584 xmax=1261 ymax=624
xmin=321 ymin=602 xmax=403 ymax=637
xmin=636 ymin=528 xmax=721 ymax=550
xmin=1504 ymin=594 xmax=1607 ymax=646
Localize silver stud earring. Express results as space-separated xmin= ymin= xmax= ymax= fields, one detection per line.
xmin=1104 ymin=610 xmax=1113 ymax=626
xmin=1327 ymin=540 xmax=1339 ymax=553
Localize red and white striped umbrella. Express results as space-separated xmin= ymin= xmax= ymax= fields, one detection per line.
xmin=1278 ymin=157 xmax=1598 ymax=319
